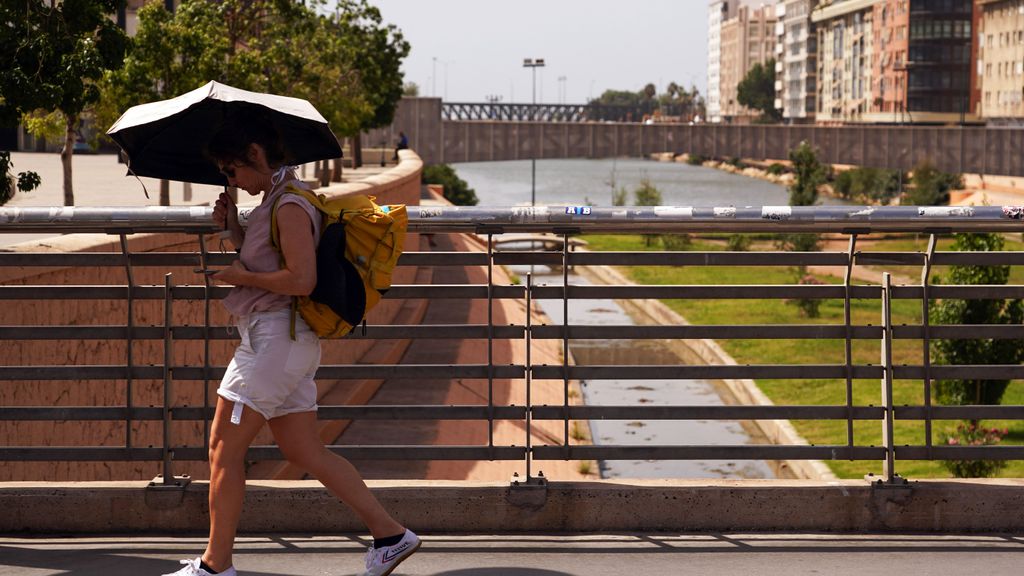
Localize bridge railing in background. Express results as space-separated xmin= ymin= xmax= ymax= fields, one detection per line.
xmin=0 ymin=205 xmax=1022 ymax=485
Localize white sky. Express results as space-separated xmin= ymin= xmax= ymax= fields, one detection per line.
xmin=370 ymin=0 xmax=709 ymax=104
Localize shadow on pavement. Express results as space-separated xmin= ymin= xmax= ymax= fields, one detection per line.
xmin=432 ymin=571 xmax=571 ymax=576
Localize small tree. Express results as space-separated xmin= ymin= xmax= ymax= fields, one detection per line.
xmin=422 ymin=164 xmax=477 ymax=206
xmin=633 ymin=178 xmax=662 ymax=247
xmin=932 ymin=233 xmax=1024 ymax=407
xmin=737 ymin=59 xmax=781 ymax=122
xmin=905 ymin=161 xmax=962 ymax=206
xmin=781 ymin=141 xmax=825 ymax=316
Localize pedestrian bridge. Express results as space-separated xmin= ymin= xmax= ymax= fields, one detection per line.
xmin=1 ymin=188 xmax=1023 ymax=532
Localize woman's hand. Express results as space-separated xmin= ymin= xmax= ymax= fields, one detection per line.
xmin=211 ymin=260 xmax=249 ymax=286
xmin=213 ymin=192 xmax=244 ymax=247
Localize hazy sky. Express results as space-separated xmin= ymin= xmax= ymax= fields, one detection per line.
xmin=370 ymin=1 xmax=709 ymax=104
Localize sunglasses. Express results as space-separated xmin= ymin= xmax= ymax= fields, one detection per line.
xmin=218 ymin=162 xmax=241 ymax=179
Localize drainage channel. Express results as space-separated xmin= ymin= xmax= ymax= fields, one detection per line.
xmin=517 ymin=264 xmax=776 ymax=480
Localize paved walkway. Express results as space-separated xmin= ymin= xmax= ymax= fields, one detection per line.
xmin=1 ymin=533 xmax=1023 ymax=575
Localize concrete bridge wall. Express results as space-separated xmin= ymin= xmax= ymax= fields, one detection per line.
xmin=370 ymin=98 xmax=1024 ymax=177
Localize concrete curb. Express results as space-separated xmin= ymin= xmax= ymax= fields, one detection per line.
xmin=574 ymin=263 xmax=837 ymax=481
xmin=3 ymin=479 xmax=1024 ymax=533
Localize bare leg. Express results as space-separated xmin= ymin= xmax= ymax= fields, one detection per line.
xmin=268 ymin=410 xmax=404 ymax=538
xmin=202 ymin=399 xmax=266 ymax=572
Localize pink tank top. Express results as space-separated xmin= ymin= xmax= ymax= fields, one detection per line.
xmin=222 ymin=176 xmax=321 ymax=317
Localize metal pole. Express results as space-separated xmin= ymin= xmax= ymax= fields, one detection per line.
xmin=921 ymin=235 xmax=937 ymax=457
xmin=487 ymin=233 xmax=494 ymax=451
xmin=531 ymin=65 xmax=537 ymax=207
xmin=162 ymin=273 xmax=175 ymax=486
xmin=843 ymin=235 xmax=857 ymax=450
xmin=562 ymin=233 xmax=570 ymax=452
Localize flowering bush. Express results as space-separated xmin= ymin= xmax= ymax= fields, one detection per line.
xmin=943 ymin=422 xmax=1008 ymax=478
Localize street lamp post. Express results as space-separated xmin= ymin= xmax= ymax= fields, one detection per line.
xmin=523 ymin=58 xmax=545 ymax=207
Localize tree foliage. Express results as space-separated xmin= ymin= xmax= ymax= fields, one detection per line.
xmin=0 ymin=151 xmax=41 ymax=206
xmin=1 ymin=0 xmax=128 ymax=205
xmin=931 ymin=233 xmax=1024 ymax=407
xmin=832 ymin=167 xmax=903 ymax=205
xmin=737 ymin=59 xmax=781 ymax=122
xmin=633 ymin=178 xmax=662 ymax=247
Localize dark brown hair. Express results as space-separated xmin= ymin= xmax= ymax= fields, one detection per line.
xmin=205 ymin=105 xmax=289 ymax=169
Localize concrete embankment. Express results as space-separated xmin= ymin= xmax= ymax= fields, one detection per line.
xmin=3 ymin=478 xmax=1024 ymax=533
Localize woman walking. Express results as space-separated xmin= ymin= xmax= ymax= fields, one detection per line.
xmin=163 ymin=111 xmax=419 ymax=576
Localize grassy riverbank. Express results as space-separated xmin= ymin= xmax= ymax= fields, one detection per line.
xmin=581 ymin=233 xmax=1024 ymax=479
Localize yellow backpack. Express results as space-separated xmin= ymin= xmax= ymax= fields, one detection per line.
xmin=270 ymin=185 xmax=407 ymax=338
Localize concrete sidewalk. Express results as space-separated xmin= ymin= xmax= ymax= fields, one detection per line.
xmin=1 ymin=533 xmax=1023 ymax=576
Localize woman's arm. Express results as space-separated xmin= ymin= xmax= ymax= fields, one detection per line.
xmin=212 ymin=203 xmax=317 ymax=295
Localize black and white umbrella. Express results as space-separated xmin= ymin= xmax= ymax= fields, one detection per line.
xmin=107 ymin=80 xmax=342 ymax=187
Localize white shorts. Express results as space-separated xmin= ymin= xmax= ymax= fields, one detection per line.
xmin=218 ymin=309 xmax=321 ymax=423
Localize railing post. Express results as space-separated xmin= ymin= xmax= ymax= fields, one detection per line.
xmin=487 ymin=233 xmax=495 ymax=452
xmin=844 ymin=234 xmax=857 ymax=450
xmin=119 ymin=234 xmax=134 ymax=451
xmin=562 ymin=233 xmax=570 ymax=454
xmin=524 ymin=272 xmax=534 ymax=480
xmin=880 ymin=273 xmax=898 ymax=483
xmin=921 ymin=235 xmax=938 ymax=457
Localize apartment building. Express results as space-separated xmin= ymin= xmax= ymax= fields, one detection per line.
xmin=719 ymin=3 xmax=779 ymax=121
xmin=776 ymin=0 xmax=820 ymax=122
xmin=708 ymin=1 xmax=741 ymax=122
xmin=977 ymin=0 xmax=1024 ymax=123
xmin=813 ymin=0 xmax=876 ymax=123
xmin=868 ymin=0 xmax=911 ymax=122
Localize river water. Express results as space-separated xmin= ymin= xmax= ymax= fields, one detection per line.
xmin=468 ymin=159 xmax=787 ymax=479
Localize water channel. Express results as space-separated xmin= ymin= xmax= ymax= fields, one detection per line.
xmin=464 ymin=159 xmax=797 ymax=479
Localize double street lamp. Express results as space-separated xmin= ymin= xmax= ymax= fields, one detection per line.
xmin=523 ymin=58 xmax=545 ymax=206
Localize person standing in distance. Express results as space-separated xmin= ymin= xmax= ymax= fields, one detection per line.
xmin=162 ymin=110 xmax=419 ymax=576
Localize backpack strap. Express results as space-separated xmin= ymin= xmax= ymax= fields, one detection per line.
xmin=269 ymin=185 xmax=322 ymax=341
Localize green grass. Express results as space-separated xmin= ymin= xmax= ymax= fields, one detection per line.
xmin=581 ymin=233 xmax=1024 ymax=479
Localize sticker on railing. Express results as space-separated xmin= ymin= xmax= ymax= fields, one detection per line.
xmin=418 ymin=207 xmax=443 ymax=218
xmin=654 ymin=207 xmax=694 ymax=217
xmin=918 ymin=207 xmax=975 ymax=218
xmin=565 ymin=206 xmax=592 ymax=215
xmin=761 ymin=206 xmax=792 ymax=220
xmin=849 ymin=207 xmax=876 ymax=217
xmin=1003 ymin=206 xmax=1024 ymax=220
xmin=189 ymin=207 xmax=206 ymax=219
xmin=0 ymin=208 xmax=20 ymax=223
xmin=713 ymin=207 xmax=736 ymax=218
xmin=48 ymin=207 xmax=74 ymax=220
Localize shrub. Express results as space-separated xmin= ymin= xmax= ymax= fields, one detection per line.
xmin=686 ymin=154 xmax=706 ymax=166
xmin=787 ymin=273 xmax=825 ymax=318
xmin=766 ymin=163 xmax=787 ymax=176
xmin=422 ymin=163 xmax=478 ymax=206
xmin=727 ymin=234 xmax=752 ymax=251
xmin=661 ymin=234 xmax=692 ymax=250
xmin=943 ymin=422 xmax=1008 ymax=478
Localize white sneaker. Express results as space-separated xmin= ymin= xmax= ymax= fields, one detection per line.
xmin=362 ymin=530 xmax=421 ymax=576
xmin=162 ymin=557 xmax=237 ymax=576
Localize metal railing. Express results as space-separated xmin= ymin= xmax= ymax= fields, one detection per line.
xmin=0 ymin=205 xmax=1022 ymax=485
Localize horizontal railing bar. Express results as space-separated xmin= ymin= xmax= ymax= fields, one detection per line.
xmin=530 ymin=405 xmax=884 ymax=420
xmin=564 ymin=251 xmax=852 ymax=267
xmin=898 ymin=446 xmax=1024 ymax=460
xmin=895 ymin=405 xmax=1024 ymax=419
xmin=531 ymin=445 xmax=887 ymax=460
xmin=531 ymin=365 xmax=883 ymax=380
xmin=893 ymin=365 xmax=1024 ymax=379
xmin=312 ymin=405 xmax=526 ymax=420
xmin=0 ymin=406 xmax=165 ymax=421
xmin=0 ymin=364 xmax=525 ymax=381
xmin=3 ymin=205 xmax=1023 ymax=234
xmin=5 ymin=284 xmax=1021 ymax=302
xmin=533 ymin=285 xmax=865 ymax=299
xmin=0 ymin=447 xmax=165 ymax=461
xmin=3 ymin=323 xmax=1016 ymax=342
xmin=172 ymin=446 xmax=528 ymax=461
xmin=530 ymin=324 xmax=882 ymax=340
xmin=4 ymin=250 xmax=1021 ymax=269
